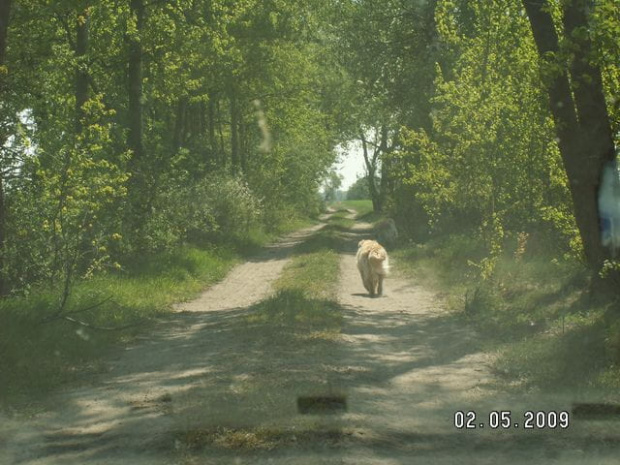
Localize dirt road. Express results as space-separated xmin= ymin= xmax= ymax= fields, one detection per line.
xmin=1 ymin=214 xmax=619 ymax=464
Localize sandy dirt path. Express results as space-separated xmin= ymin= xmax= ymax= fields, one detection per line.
xmin=0 ymin=221 xmax=328 ymax=465
xmin=2 ymin=214 xmax=619 ymax=464
xmin=327 ymin=222 xmax=620 ymax=464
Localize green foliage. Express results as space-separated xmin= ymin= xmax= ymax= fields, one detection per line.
xmin=322 ymin=169 xmax=343 ymax=202
xmin=5 ymin=96 xmax=128 ymax=292
xmin=390 ymin=0 xmax=584 ymax=265
xmin=394 ymin=234 xmax=620 ymax=391
xmin=137 ymin=172 xmax=262 ymax=252
xmin=0 ymin=0 xmax=348 ymax=297
xmin=345 ymin=175 xmax=371 ymax=200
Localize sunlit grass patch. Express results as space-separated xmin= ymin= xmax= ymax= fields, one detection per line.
xmin=331 ymin=199 xmax=373 ymax=217
xmin=495 ymin=312 xmax=610 ymax=390
xmin=246 ymin=224 xmax=344 ymax=337
xmin=327 ymin=214 xmax=355 ymax=230
xmin=179 ymin=426 xmax=282 ymax=451
xmin=275 ymin=252 xmax=340 ymax=300
xmin=246 ymin=289 xmax=343 ymax=333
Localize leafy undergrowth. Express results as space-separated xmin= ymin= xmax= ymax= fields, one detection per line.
xmin=221 ymin=215 xmax=317 ymax=256
xmin=393 ymin=233 xmax=620 ymax=395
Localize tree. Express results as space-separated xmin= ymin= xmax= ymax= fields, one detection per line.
xmin=522 ymin=0 xmax=616 ymax=270
xmin=323 ymin=169 xmax=343 ymax=202
xmin=346 ymin=175 xmax=372 ymax=200
xmin=0 ymin=0 xmax=12 ymax=296
xmin=126 ymin=0 xmax=146 ymax=223
xmin=337 ymin=0 xmax=440 ymax=214
xmin=359 ymin=126 xmax=395 ymax=213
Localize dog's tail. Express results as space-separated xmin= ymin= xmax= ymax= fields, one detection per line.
xmin=369 ymin=248 xmax=389 ymax=275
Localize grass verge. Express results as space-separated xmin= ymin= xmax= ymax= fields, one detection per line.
xmin=245 ymin=213 xmax=345 ymax=339
xmin=392 ymin=233 xmax=620 ymax=396
xmin=0 ymin=246 xmax=238 ymax=407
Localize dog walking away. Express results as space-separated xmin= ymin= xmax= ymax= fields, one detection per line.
xmin=356 ymin=240 xmax=389 ymax=297
xmin=375 ymin=218 xmax=398 ymax=247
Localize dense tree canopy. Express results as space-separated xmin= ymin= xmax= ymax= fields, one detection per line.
xmin=338 ymin=0 xmax=619 ymax=277
xmin=0 ymin=0 xmax=619 ymax=296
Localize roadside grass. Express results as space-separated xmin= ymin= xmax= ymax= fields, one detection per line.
xmin=227 ymin=215 xmax=317 ymax=256
xmin=0 ymin=246 xmax=238 ymax=406
xmin=245 ymin=217 xmax=345 ymax=339
xmin=393 ymin=233 xmax=620 ymax=395
xmin=0 ymin=215 xmax=317 ymax=408
xmin=325 ymin=208 xmax=355 ymax=231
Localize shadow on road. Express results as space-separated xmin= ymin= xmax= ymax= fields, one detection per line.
xmin=9 ymin=213 xmax=620 ymax=465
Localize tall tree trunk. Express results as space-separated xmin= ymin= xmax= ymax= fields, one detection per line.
xmin=0 ymin=0 xmax=11 ymax=297
xmin=217 ymin=99 xmax=226 ymax=168
xmin=360 ymin=131 xmax=380 ymax=213
xmin=172 ymin=96 xmax=187 ymax=151
xmin=124 ymin=0 xmax=147 ymax=239
xmin=230 ymin=91 xmax=239 ymax=172
xmin=379 ymin=156 xmax=392 ymax=212
xmin=522 ymin=0 xmax=616 ymax=270
xmin=376 ymin=125 xmax=390 ymax=212
xmin=75 ymin=7 xmax=89 ymax=133
xmin=239 ymin=114 xmax=247 ymax=173
xmin=128 ymin=0 xmax=144 ymax=165
xmin=208 ymin=94 xmax=217 ymax=165
xmin=125 ymin=0 xmax=146 ymax=233
xmin=0 ymin=0 xmax=10 ymax=76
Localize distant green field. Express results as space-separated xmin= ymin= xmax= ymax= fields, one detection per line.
xmin=330 ymin=199 xmax=373 ymax=217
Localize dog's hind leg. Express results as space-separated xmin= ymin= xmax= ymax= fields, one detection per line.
xmin=369 ymin=275 xmax=378 ymax=297
xmin=359 ymin=268 xmax=372 ymax=294
xmin=377 ymin=275 xmax=384 ymax=296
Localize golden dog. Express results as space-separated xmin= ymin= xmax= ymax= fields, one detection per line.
xmin=356 ymin=240 xmax=389 ymax=297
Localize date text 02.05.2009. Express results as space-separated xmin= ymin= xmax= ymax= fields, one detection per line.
xmin=454 ymin=411 xmax=569 ymax=429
